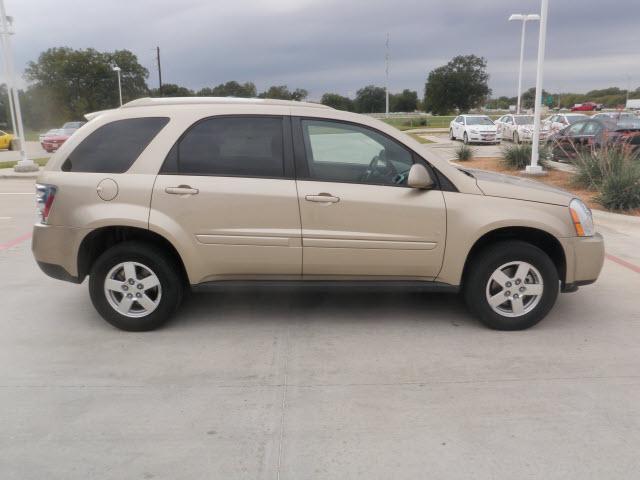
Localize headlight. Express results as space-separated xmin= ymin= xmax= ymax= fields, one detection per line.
xmin=569 ymin=198 xmax=595 ymax=236
xmin=469 ymin=129 xmax=478 ymax=134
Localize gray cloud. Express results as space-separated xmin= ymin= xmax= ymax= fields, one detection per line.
xmin=5 ymin=0 xmax=640 ymax=99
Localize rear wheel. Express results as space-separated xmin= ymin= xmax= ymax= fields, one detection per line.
xmin=89 ymin=241 xmax=184 ymax=331
xmin=463 ymin=241 xmax=559 ymax=330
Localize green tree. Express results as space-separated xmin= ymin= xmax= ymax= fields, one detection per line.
xmin=197 ymin=81 xmax=257 ymax=97
xmin=150 ymin=83 xmax=194 ymax=97
xmin=320 ymin=92 xmax=354 ymax=111
xmin=259 ymin=85 xmax=308 ymax=101
xmin=423 ymin=55 xmax=491 ymax=115
xmin=520 ymin=87 xmax=551 ymax=110
xmin=390 ymin=89 xmax=418 ymax=112
xmin=354 ymin=85 xmax=386 ymax=113
xmin=24 ymin=47 xmax=149 ymax=124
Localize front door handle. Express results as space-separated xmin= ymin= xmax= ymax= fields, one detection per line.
xmin=305 ymin=193 xmax=340 ymax=203
xmin=165 ymin=185 xmax=199 ymax=195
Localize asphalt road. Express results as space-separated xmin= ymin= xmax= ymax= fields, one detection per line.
xmin=1 ymin=178 xmax=640 ymax=479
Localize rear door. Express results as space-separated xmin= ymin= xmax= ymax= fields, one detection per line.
xmin=150 ymin=115 xmax=302 ymax=283
xmin=293 ymin=118 xmax=446 ymax=278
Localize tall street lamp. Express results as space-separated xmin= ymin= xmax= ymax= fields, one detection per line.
xmin=0 ymin=1 xmax=37 ymax=172
xmin=528 ymin=0 xmax=549 ymax=175
xmin=112 ymin=65 xmax=122 ymax=106
xmin=508 ymin=13 xmax=540 ymax=114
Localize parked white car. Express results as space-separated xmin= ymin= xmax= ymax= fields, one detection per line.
xmin=543 ymin=113 xmax=588 ymax=134
xmin=495 ymin=114 xmax=549 ymax=143
xmin=449 ymin=115 xmax=498 ymax=144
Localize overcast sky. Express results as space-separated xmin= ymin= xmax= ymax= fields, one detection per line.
xmin=6 ymin=0 xmax=640 ymax=100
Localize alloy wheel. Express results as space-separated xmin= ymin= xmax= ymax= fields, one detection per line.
xmin=104 ymin=261 xmax=162 ymax=318
xmin=485 ymin=261 xmax=544 ymax=317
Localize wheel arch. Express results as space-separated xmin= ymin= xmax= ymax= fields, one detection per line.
xmin=460 ymin=226 xmax=567 ymax=288
xmin=77 ymin=226 xmax=189 ymax=285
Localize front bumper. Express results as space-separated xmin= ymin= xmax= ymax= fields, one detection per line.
xmin=468 ymin=133 xmax=498 ymax=143
xmin=559 ymin=233 xmax=605 ymax=290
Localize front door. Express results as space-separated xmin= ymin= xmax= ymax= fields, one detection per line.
xmin=150 ymin=115 xmax=302 ymax=283
xmin=293 ymin=118 xmax=446 ymax=279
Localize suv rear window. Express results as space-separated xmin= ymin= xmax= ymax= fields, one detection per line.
xmin=62 ymin=117 xmax=169 ymax=173
xmin=161 ymin=116 xmax=285 ymax=177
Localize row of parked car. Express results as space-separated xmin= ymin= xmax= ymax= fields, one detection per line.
xmin=449 ymin=112 xmax=640 ymax=158
xmin=39 ymin=121 xmax=86 ymax=153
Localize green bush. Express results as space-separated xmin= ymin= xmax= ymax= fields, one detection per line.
xmin=596 ymin=163 xmax=640 ymax=211
xmin=455 ymin=144 xmax=474 ymax=161
xmin=401 ymin=117 xmax=427 ymax=128
xmin=565 ymin=141 xmax=640 ymax=211
xmin=501 ymin=143 xmax=549 ymax=169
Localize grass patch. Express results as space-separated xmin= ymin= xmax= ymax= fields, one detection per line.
xmin=407 ymin=133 xmax=434 ymax=144
xmin=0 ymin=157 xmax=49 ymax=169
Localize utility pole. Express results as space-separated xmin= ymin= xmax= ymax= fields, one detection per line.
xmin=156 ymin=46 xmax=163 ymax=96
xmin=385 ymin=33 xmax=389 ymax=117
xmin=0 ymin=0 xmax=37 ymax=172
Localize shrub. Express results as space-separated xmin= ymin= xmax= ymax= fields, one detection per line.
xmin=455 ymin=144 xmax=474 ymax=161
xmin=564 ymin=140 xmax=640 ymax=211
xmin=501 ymin=143 xmax=549 ymax=169
xmin=402 ymin=117 xmax=427 ymax=128
xmin=596 ymin=163 xmax=640 ymax=211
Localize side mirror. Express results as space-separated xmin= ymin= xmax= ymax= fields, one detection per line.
xmin=407 ymin=164 xmax=434 ymax=189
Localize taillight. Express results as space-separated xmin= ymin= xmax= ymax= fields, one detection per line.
xmin=35 ymin=183 xmax=57 ymax=224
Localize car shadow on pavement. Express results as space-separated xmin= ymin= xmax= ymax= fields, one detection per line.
xmin=174 ymin=288 xmax=477 ymax=330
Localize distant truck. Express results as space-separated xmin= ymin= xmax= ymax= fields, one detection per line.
xmin=626 ymin=99 xmax=640 ymax=111
xmin=571 ymin=102 xmax=602 ymax=112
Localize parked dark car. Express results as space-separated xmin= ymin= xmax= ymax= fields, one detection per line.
xmin=547 ymin=118 xmax=640 ymax=161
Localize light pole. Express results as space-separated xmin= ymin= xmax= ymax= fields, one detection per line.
xmin=0 ymin=1 xmax=37 ymax=172
xmin=112 ymin=65 xmax=122 ymax=106
xmin=527 ymin=0 xmax=549 ymax=175
xmin=508 ymin=13 xmax=540 ymax=114
xmin=385 ymin=33 xmax=389 ymax=117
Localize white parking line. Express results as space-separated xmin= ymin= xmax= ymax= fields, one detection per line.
xmin=0 ymin=192 xmax=33 ymax=195
xmin=0 ymin=217 xmax=12 ymax=220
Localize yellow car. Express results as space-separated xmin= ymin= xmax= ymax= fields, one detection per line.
xmin=0 ymin=130 xmax=14 ymax=150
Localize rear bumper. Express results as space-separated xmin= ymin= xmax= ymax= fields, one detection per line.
xmin=32 ymin=223 xmax=89 ymax=283
xmin=559 ymin=233 xmax=605 ymax=289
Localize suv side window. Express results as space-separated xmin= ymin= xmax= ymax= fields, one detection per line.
xmin=581 ymin=121 xmax=602 ymax=136
xmin=567 ymin=122 xmax=586 ymax=136
xmin=62 ymin=117 xmax=169 ymax=173
xmin=162 ymin=116 xmax=285 ymax=177
xmin=300 ymin=119 xmax=414 ymax=186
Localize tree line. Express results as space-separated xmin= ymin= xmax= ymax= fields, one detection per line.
xmin=1 ymin=47 xmax=636 ymax=131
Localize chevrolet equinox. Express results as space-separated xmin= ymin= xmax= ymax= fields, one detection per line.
xmin=32 ymin=97 xmax=604 ymax=331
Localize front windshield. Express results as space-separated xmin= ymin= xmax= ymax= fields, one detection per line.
xmin=466 ymin=116 xmax=494 ymax=126
xmin=514 ymin=116 xmax=534 ymax=125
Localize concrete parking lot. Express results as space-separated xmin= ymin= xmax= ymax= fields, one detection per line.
xmin=0 ymin=141 xmax=51 ymax=163
xmin=1 ymin=178 xmax=640 ymax=479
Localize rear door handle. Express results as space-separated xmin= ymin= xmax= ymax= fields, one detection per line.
xmin=165 ymin=185 xmax=199 ymax=195
xmin=305 ymin=193 xmax=340 ymax=203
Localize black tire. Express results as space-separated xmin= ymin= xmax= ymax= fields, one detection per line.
xmin=449 ymin=129 xmax=456 ymax=140
xmin=89 ymin=241 xmax=185 ymax=331
xmin=513 ymin=132 xmax=520 ymax=144
xmin=463 ymin=241 xmax=559 ymax=330
xmin=463 ymin=132 xmax=469 ymax=145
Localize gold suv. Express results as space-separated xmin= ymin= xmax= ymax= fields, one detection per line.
xmin=32 ymin=98 xmax=604 ymax=331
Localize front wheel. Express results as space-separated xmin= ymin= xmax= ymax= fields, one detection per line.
xmin=463 ymin=241 xmax=559 ymax=330
xmin=463 ymin=132 xmax=469 ymax=144
xmin=513 ymin=132 xmax=520 ymax=144
xmin=449 ymin=129 xmax=456 ymax=140
xmin=89 ymin=241 xmax=184 ymax=331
